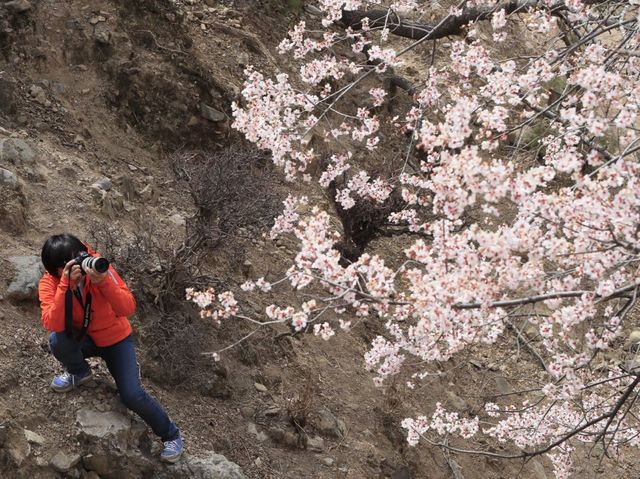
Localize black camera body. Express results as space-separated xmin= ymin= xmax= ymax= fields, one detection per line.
xmin=74 ymin=252 xmax=110 ymax=274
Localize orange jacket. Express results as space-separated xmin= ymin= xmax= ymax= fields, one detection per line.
xmin=38 ymin=249 xmax=135 ymax=347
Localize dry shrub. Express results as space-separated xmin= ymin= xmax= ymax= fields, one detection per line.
xmin=87 ymin=219 xmax=229 ymax=394
xmin=285 ymin=370 xmax=318 ymax=436
xmin=172 ymin=147 xmax=284 ymax=255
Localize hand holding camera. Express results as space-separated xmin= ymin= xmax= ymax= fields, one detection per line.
xmin=62 ymin=253 xmax=110 ymax=286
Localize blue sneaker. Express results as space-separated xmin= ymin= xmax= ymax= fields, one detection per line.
xmin=161 ymin=433 xmax=184 ymax=463
xmin=50 ymin=370 xmax=92 ymax=393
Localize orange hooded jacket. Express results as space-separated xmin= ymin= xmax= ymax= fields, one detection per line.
xmin=38 ymin=247 xmax=135 ymax=347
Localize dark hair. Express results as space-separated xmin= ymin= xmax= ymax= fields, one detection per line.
xmin=41 ymin=233 xmax=88 ymax=276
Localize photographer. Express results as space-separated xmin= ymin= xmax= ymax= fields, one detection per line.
xmin=38 ymin=233 xmax=183 ymax=463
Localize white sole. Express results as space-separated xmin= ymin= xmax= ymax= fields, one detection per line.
xmin=51 ymin=374 xmax=93 ymax=393
xmin=160 ymin=453 xmax=183 ymax=463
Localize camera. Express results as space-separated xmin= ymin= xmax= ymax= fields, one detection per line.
xmin=74 ymin=252 xmax=110 ymax=274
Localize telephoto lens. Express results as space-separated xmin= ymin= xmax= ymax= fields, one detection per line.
xmin=74 ymin=252 xmax=110 ymax=274
xmin=83 ymin=256 xmax=109 ymax=273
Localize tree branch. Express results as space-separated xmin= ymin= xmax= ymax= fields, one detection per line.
xmin=339 ymin=0 xmax=608 ymax=41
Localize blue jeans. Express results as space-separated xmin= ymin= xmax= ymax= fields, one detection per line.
xmin=49 ymin=332 xmax=179 ymax=442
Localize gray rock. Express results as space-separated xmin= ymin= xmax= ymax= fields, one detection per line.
xmin=83 ymin=452 xmax=120 ymax=477
xmin=200 ymin=103 xmax=226 ymax=122
xmin=93 ymin=177 xmax=112 ymax=191
xmin=0 ymin=138 xmax=36 ymax=165
xmin=49 ymin=451 xmax=81 ymax=473
xmin=156 ymin=452 xmax=247 ymax=479
xmin=314 ymin=408 xmax=346 ymax=439
xmin=76 ymin=408 xmax=131 ymax=440
xmin=94 ymin=24 xmax=111 ymax=45
xmin=24 ymin=429 xmax=46 ymax=445
xmin=89 ymin=15 xmax=106 ymax=25
xmin=0 ymin=424 xmax=7 ymax=446
xmin=254 ymin=382 xmax=267 ymax=392
xmin=307 ymin=435 xmax=324 ymax=452
xmin=7 ymin=256 xmax=43 ymax=301
xmin=0 ymin=167 xmax=19 ymax=188
xmin=5 ymin=0 xmax=32 ymax=13
xmin=3 ymin=424 xmax=30 ymax=467
xmin=29 ymin=84 xmax=48 ymax=104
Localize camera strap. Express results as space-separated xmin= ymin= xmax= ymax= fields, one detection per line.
xmin=63 ymin=271 xmax=93 ymax=342
xmin=76 ymin=291 xmax=92 ymax=342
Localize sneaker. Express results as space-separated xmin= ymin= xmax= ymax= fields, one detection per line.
xmin=160 ymin=434 xmax=184 ymax=463
xmin=50 ymin=370 xmax=92 ymax=393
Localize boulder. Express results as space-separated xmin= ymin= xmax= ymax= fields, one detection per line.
xmin=76 ymin=408 xmax=131 ymax=441
xmin=6 ymin=256 xmax=43 ymax=301
xmin=0 ymin=167 xmax=19 ymax=188
xmin=0 ymin=178 xmax=27 ymax=233
xmin=49 ymin=451 xmax=81 ymax=473
xmin=4 ymin=0 xmax=32 ymax=13
xmin=0 ymin=138 xmax=36 ymax=165
xmin=155 ymin=452 xmax=247 ymax=479
xmin=200 ymin=103 xmax=226 ymax=122
xmin=2 ymin=424 xmax=30 ymax=467
xmin=24 ymin=429 xmax=46 ymax=446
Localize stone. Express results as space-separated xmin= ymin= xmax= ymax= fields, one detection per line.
xmin=82 ymin=449 xmax=125 ymax=477
xmin=247 ymin=423 xmax=268 ymax=442
xmin=5 ymin=0 xmax=32 ymax=13
xmin=0 ymin=167 xmax=19 ymax=188
xmin=469 ymin=359 xmax=484 ymax=369
xmin=322 ymin=457 xmax=335 ymax=467
xmin=254 ymin=382 xmax=267 ymax=392
xmin=314 ymin=408 xmax=347 ymax=439
xmin=0 ymin=138 xmax=36 ymax=165
xmin=200 ymin=103 xmax=226 ymax=122
xmin=307 ymin=435 xmax=324 ymax=452
xmin=76 ymin=408 xmax=131 ymax=440
xmin=89 ymin=15 xmax=106 ymax=25
xmin=94 ymin=24 xmax=111 ymax=45
xmin=7 ymin=256 xmax=43 ymax=301
xmin=49 ymin=451 xmax=81 ymax=473
xmin=155 ymin=452 xmax=247 ymax=479
xmin=29 ymin=84 xmax=48 ymax=105
xmin=24 ymin=429 xmax=46 ymax=445
xmin=262 ymin=406 xmax=282 ymax=418
xmin=139 ymin=183 xmax=157 ymax=203
xmin=93 ymin=177 xmax=112 ymax=191
xmin=4 ymin=425 xmax=30 ymax=467
xmin=0 ymin=424 xmax=8 ymax=446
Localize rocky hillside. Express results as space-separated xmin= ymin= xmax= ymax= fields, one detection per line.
xmin=0 ymin=1 xmax=575 ymax=478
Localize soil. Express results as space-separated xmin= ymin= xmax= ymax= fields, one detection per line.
xmin=1 ymin=1 xmax=638 ymax=479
